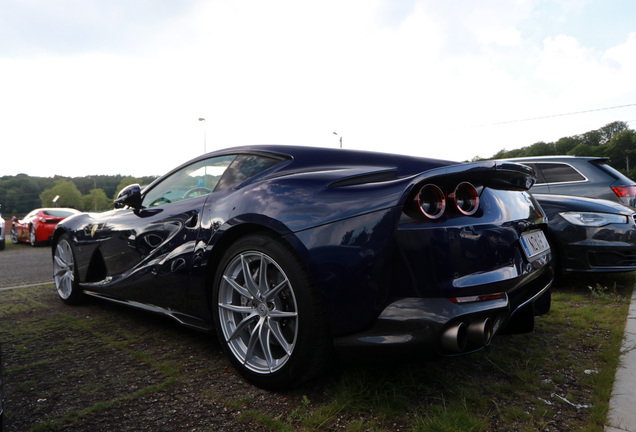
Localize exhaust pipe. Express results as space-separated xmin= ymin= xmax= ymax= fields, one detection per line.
xmin=441 ymin=322 xmax=467 ymax=353
xmin=467 ymin=318 xmax=493 ymax=347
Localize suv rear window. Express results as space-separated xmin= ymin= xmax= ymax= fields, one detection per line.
xmin=534 ymin=163 xmax=586 ymax=184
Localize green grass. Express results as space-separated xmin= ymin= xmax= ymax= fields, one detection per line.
xmin=0 ymin=272 xmax=632 ymax=431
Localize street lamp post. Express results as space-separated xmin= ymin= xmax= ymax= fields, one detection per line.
xmin=333 ymin=131 xmax=342 ymax=148
xmin=198 ymin=118 xmax=207 ymax=154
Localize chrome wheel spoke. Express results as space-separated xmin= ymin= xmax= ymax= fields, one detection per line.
xmin=264 ymin=279 xmax=287 ymax=302
xmin=257 ymin=321 xmax=275 ymax=370
xmin=227 ymin=310 xmax=259 ymax=341
xmin=240 ymin=254 xmax=262 ymax=299
xmin=222 ymin=274 xmax=251 ymax=299
xmin=266 ymin=319 xmax=293 ymax=355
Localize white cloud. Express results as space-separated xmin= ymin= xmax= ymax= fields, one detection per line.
xmin=1 ymin=0 xmax=636 ymax=177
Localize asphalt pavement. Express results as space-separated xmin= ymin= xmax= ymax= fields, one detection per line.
xmin=0 ymin=241 xmax=53 ymax=288
xmin=1 ymin=234 xmax=635 ymax=430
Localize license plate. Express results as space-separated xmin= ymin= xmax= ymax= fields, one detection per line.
xmin=520 ymin=229 xmax=550 ymax=261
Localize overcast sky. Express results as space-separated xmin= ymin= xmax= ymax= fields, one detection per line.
xmin=2 ymin=0 xmax=636 ymax=178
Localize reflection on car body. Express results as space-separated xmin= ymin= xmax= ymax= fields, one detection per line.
xmin=52 ymin=145 xmax=553 ymax=389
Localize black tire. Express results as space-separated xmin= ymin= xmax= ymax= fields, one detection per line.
xmin=0 ymin=235 xmax=5 ymax=251
xmin=212 ymin=233 xmax=331 ymax=390
xmin=10 ymin=227 xmax=18 ymax=244
xmin=53 ymin=234 xmax=84 ymax=305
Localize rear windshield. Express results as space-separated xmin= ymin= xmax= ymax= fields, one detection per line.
xmin=592 ymin=160 xmax=633 ymax=183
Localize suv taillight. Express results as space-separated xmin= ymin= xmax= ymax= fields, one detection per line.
xmin=612 ymin=185 xmax=636 ymax=198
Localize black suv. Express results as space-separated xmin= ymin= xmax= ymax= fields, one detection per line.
xmin=499 ymin=156 xmax=636 ymax=208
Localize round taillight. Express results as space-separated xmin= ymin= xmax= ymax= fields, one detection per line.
xmin=416 ymin=184 xmax=445 ymax=219
xmin=452 ymin=182 xmax=479 ymax=216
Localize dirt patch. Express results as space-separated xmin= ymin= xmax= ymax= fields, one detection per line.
xmin=1 ymin=288 xmax=309 ymax=432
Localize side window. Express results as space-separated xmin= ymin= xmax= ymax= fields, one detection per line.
xmin=522 ymin=163 xmax=546 ymax=184
xmin=215 ymin=154 xmax=282 ymax=191
xmin=536 ymin=163 xmax=586 ymax=184
xmin=141 ymin=155 xmax=236 ymax=208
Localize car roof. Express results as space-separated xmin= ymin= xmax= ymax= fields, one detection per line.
xmin=183 ymin=145 xmax=461 ymax=179
xmin=499 ymin=155 xmax=609 ymax=163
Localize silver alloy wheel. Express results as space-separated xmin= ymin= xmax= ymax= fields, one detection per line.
xmin=29 ymin=226 xmax=36 ymax=246
xmin=54 ymin=239 xmax=75 ymax=300
xmin=10 ymin=227 xmax=18 ymax=244
xmin=218 ymin=251 xmax=299 ymax=374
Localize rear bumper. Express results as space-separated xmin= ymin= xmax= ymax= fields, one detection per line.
xmin=334 ymin=265 xmax=553 ymax=356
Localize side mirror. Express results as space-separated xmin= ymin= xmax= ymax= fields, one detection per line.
xmin=11 ymin=216 xmax=17 ymax=222
xmin=114 ymin=184 xmax=142 ymax=209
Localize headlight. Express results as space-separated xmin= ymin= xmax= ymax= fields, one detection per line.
xmin=559 ymin=212 xmax=627 ymax=227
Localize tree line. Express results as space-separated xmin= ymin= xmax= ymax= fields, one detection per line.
xmin=2 ymin=120 xmax=635 ymax=216
xmin=482 ymin=120 xmax=636 ymax=176
xmin=0 ymin=174 xmax=157 ymax=216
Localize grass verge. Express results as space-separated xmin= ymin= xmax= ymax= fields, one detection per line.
xmin=0 ymin=272 xmax=632 ymax=431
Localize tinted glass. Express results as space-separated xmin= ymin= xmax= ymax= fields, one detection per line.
xmin=43 ymin=210 xmax=78 ymax=217
xmin=536 ymin=163 xmax=585 ymax=184
xmin=593 ymin=161 xmax=631 ymax=183
xmin=142 ymin=155 xmax=236 ymax=208
xmin=521 ymin=163 xmax=546 ymax=184
xmin=216 ymin=154 xmax=281 ymax=191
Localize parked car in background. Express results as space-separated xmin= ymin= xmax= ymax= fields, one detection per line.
xmin=535 ymin=193 xmax=636 ymax=273
xmin=0 ymin=215 xmax=5 ymax=251
xmin=11 ymin=208 xmax=80 ymax=246
xmin=498 ymin=156 xmax=636 ymax=208
xmin=52 ymin=145 xmax=553 ymax=389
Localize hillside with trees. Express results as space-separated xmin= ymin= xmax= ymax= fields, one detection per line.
xmin=0 ymin=174 xmax=157 ymax=216
xmin=484 ymin=121 xmax=636 ymax=177
xmin=2 ymin=121 xmax=635 ymax=216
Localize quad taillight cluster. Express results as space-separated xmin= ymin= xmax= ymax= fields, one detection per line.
xmin=415 ymin=182 xmax=480 ymax=219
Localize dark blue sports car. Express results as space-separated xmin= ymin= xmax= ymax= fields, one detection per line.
xmin=52 ymin=145 xmax=553 ymax=389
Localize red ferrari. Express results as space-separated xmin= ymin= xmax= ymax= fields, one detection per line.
xmin=11 ymin=208 xmax=80 ymax=246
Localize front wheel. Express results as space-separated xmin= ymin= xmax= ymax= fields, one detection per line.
xmin=53 ymin=234 xmax=84 ymax=305
xmin=212 ymin=233 xmax=331 ymax=390
xmin=10 ymin=227 xmax=18 ymax=244
xmin=29 ymin=225 xmax=38 ymax=246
